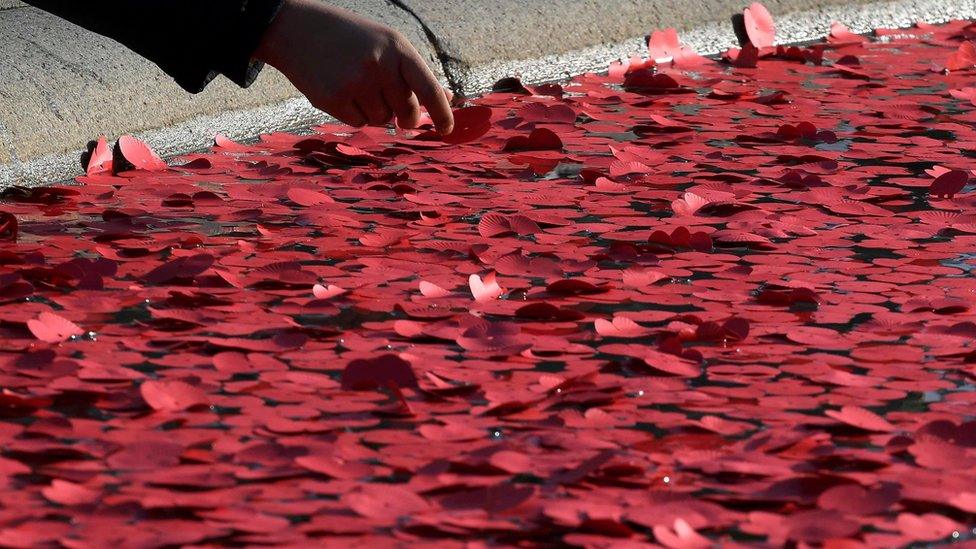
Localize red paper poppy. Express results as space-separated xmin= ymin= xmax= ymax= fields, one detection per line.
xmin=114 ymin=135 xmax=168 ymax=172
xmin=439 ymin=105 xmax=493 ymax=144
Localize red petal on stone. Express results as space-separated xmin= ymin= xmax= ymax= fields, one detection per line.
xmin=27 ymin=312 xmax=83 ymax=343
xmin=896 ymin=513 xmax=961 ymax=542
xmin=595 ymin=317 xmax=651 ymax=338
xmin=418 ymin=422 xmax=485 ymax=442
xmin=143 ymin=254 xmax=214 ymax=284
xmin=824 ymin=405 xmax=895 ymax=432
xmin=744 ymin=2 xmax=776 ymax=48
xmin=945 ymin=41 xmax=976 ymax=71
xmin=478 ymin=212 xmax=513 ymax=238
xmin=115 ymin=135 xmax=168 ymax=172
xmin=295 ymin=454 xmax=373 ymax=480
xmin=85 ymin=136 xmax=114 ymax=175
xmin=343 ymin=484 xmax=431 ymax=521
xmin=287 ymin=187 xmax=335 ymax=206
xmin=502 ymin=128 xmax=564 ymax=152
xmin=817 ymin=483 xmax=900 ymax=515
xmin=312 ymin=284 xmax=346 ymax=299
xmin=40 ymin=479 xmax=100 ymax=506
xmin=653 ymin=518 xmax=712 ymax=549
xmin=732 ymin=43 xmax=760 ymax=68
xmin=519 ymin=102 xmax=577 ymax=124
xmin=470 ymin=273 xmax=504 ymax=302
xmin=140 ymin=380 xmax=208 ymax=412
xmin=643 ymin=349 xmax=701 ymax=377
xmin=930 ymin=169 xmax=969 ymax=198
xmin=341 ymin=354 xmax=419 ymax=391
xmin=439 ymin=105 xmax=493 ymax=144
xmin=418 ymin=280 xmax=451 ymax=298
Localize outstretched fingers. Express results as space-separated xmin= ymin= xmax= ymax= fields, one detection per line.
xmin=355 ymin=92 xmax=394 ymax=126
xmin=379 ymin=60 xmax=422 ymax=129
xmin=401 ymin=50 xmax=454 ymax=135
xmin=386 ymin=88 xmax=422 ymax=129
xmin=323 ymin=99 xmax=367 ymax=128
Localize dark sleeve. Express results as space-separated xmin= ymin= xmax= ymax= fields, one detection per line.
xmin=22 ymin=0 xmax=284 ymax=93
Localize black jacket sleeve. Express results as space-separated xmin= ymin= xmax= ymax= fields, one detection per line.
xmin=23 ymin=0 xmax=284 ymax=93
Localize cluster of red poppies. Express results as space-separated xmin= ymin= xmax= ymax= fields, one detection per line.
xmin=1 ymin=5 xmax=976 ymax=546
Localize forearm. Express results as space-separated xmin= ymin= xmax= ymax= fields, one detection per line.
xmin=23 ymin=0 xmax=283 ymax=93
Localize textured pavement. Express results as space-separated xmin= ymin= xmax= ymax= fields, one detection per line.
xmin=0 ymin=0 xmax=439 ymax=184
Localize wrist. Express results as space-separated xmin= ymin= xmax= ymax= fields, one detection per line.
xmin=254 ymin=0 xmax=300 ymax=67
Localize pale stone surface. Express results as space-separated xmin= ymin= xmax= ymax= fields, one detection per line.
xmin=0 ymin=1 xmax=441 ymax=183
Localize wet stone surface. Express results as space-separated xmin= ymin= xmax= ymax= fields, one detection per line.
xmin=1 ymin=15 xmax=976 ymax=547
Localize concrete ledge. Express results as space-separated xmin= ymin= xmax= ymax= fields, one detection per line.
xmin=1 ymin=0 xmax=975 ymax=186
xmin=448 ymin=0 xmax=976 ymax=94
xmin=0 ymin=1 xmax=442 ymax=184
xmin=402 ymin=0 xmax=853 ymax=84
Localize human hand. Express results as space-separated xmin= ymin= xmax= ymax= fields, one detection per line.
xmin=254 ymin=0 xmax=454 ymax=134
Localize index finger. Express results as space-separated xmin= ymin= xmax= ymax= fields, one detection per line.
xmin=401 ymin=52 xmax=454 ymax=135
